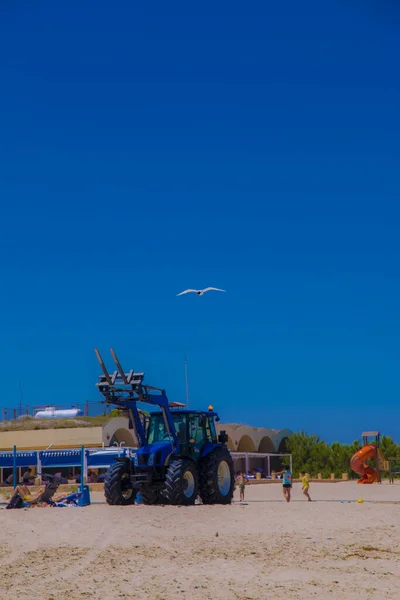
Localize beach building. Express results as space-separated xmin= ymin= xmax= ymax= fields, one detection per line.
xmin=0 ymin=416 xmax=291 ymax=453
xmin=0 ymin=416 xmax=292 ymax=482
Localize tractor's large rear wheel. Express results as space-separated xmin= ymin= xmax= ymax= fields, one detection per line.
xmin=200 ymin=447 xmax=235 ymax=504
xmin=164 ymin=459 xmax=198 ymax=505
xmin=104 ymin=462 xmax=136 ymax=506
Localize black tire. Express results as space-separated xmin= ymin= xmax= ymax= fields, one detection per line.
xmin=164 ymin=459 xmax=198 ymax=505
xmin=200 ymin=447 xmax=235 ymax=504
xmin=104 ymin=462 xmax=136 ymax=506
xmin=141 ymin=486 xmax=165 ymax=505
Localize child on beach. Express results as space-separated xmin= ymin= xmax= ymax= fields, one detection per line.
xmin=236 ymin=471 xmax=247 ymax=502
xmin=274 ymin=466 xmax=292 ymax=503
xmin=301 ymin=471 xmax=312 ymax=502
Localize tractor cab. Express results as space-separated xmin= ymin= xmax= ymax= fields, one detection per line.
xmin=133 ymin=410 xmax=220 ymax=469
xmin=146 ymin=410 xmax=219 ymax=445
xmin=146 ymin=410 xmax=218 ymax=451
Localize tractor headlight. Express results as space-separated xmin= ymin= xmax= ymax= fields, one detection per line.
xmin=148 ymin=452 xmax=155 ymax=466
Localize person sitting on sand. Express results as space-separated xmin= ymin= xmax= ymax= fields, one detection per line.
xmin=22 ymin=468 xmax=35 ymax=484
xmin=97 ymin=471 xmax=106 ymax=483
xmin=236 ymin=471 xmax=248 ymax=502
xmin=87 ymin=470 xmax=97 ymax=483
xmin=301 ymin=471 xmax=312 ymax=502
xmin=5 ymin=473 xmax=14 ymax=486
xmin=274 ymin=465 xmax=292 ymax=503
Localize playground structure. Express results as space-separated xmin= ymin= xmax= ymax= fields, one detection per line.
xmin=95 ymin=348 xmax=235 ymax=505
xmin=350 ymin=431 xmax=387 ymax=484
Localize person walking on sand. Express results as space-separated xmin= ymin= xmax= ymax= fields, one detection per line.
xmin=274 ymin=465 xmax=292 ymax=503
xmin=236 ymin=471 xmax=248 ymax=502
xmin=301 ymin=471 xmax=312 ymax=502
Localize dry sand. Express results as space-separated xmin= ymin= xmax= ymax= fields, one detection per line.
xmin=1 ymin=482 xmax=399 ymax=600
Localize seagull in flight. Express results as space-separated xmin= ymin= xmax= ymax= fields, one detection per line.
xmin=177 ymin=287 xmax=226 ymax=297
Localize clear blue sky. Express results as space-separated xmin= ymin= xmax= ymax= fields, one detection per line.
xmin=0 ymin=1 xmax=399 ymax=443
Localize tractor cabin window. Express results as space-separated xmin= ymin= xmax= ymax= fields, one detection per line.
xmin=206 ymin=417 xmax=217 ymax=443
xmin=189 ymin=414 xmax=215 ymax=444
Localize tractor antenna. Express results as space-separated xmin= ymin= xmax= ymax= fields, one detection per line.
xmin=18 ymin=380 xmax=23 ymax=417
xmin=184 ymin=354 xmax=189 ymax=409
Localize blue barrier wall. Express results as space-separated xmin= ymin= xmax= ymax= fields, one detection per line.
xmin=39 ymin=450 xmax=82 ymax=468
xmin=0 ymin=448 xmax=133 ymax=470
xmin=0 ymin=448 xmax=136 ymax=488
xmin=87 ymin=452 xmax=125 ymax=468
xmin=0 ymin=451 xmax=38 ymax=468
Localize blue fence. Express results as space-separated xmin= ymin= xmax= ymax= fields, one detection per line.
xmin=0 ymin=446 xmax=136 ymax=488
xmin=0 ymin=451 xmax=38 ymax=468
xmin=40 ymin=449 xmax=83 ymax=468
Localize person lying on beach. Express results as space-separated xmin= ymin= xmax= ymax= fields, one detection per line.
xmin=8 ymin=484 xmax=65 ymax=507
xmin=301 ymin=472 xmax=312 ymax=502
xmin=8 ymin=485 xmax=44 ymax=506
xmin=273 ymin=466 xmax=292 ymax=503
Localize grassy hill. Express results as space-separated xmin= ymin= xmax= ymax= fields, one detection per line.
xmin=0 ymin=414 xmax=115 ymax=432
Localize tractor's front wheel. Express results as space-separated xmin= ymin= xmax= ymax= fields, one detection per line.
xmin=104 ymin=462 xmax=136 ymax=506
xmin=164 ymin=459 xmax=198 ymax=505
xmin=200 ymin=447 xmax=235 ymax=504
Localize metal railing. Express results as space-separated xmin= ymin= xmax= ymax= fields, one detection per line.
xmin=1 ymin=401 xmax=111 ymax=421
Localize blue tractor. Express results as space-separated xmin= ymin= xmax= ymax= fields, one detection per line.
xmin=95 ymin=349 xmax=235 ymax=506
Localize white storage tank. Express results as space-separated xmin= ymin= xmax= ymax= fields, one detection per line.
xmin=34 ymin=407 xmax=84 ymax=419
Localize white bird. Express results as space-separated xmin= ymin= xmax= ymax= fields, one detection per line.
xmin=177 ymin=287 xmax=226 ymax=297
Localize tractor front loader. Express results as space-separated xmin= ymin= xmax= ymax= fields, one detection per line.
xmin=95 ymin=349 xmax=235 ymax=506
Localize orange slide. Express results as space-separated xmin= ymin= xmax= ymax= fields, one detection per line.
xmin=350 ymin=444 xmax=379 ymax=484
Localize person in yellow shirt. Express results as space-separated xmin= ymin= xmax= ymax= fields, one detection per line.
xmin=301 ymin=471 xmax=312 ymax=502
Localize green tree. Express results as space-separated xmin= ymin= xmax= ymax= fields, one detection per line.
xmin=283 ymin=432 xmax=400 ymax=480
xmin=380 ymin=436 xmax=399 ymax=460
xmin=285 ymin=432 xmax=363 ymax=479
xmin=285 ymin=431 xmax=331 ymax=478
xmin=330 ymin=440 xmax=361 ymax=479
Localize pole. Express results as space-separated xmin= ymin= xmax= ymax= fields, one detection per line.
xmin=18 ymin=380 xmax=23 ymax=418
xmin=267 ymin=455 xmax=271 ymax=477
xmin=13 ymin=445 xmax=17 ymax=489
xmin=289 ymin=454 xmax=293 ymax=476
xmin=80 ymin=445 xmax=85 ymax=495
xmin=376 ymin=433 xmax=381 ymax=484
xmin=84 ymin=446 xmax=88 ymax=483
xmin=36 ymin=451 xmax=42 ymax=485
xmin=184 ymin=355 xmax=189 ymax=409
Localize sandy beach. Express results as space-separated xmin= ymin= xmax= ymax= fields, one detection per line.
xmin=1 ymin=482 xmax=399 ymax=600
